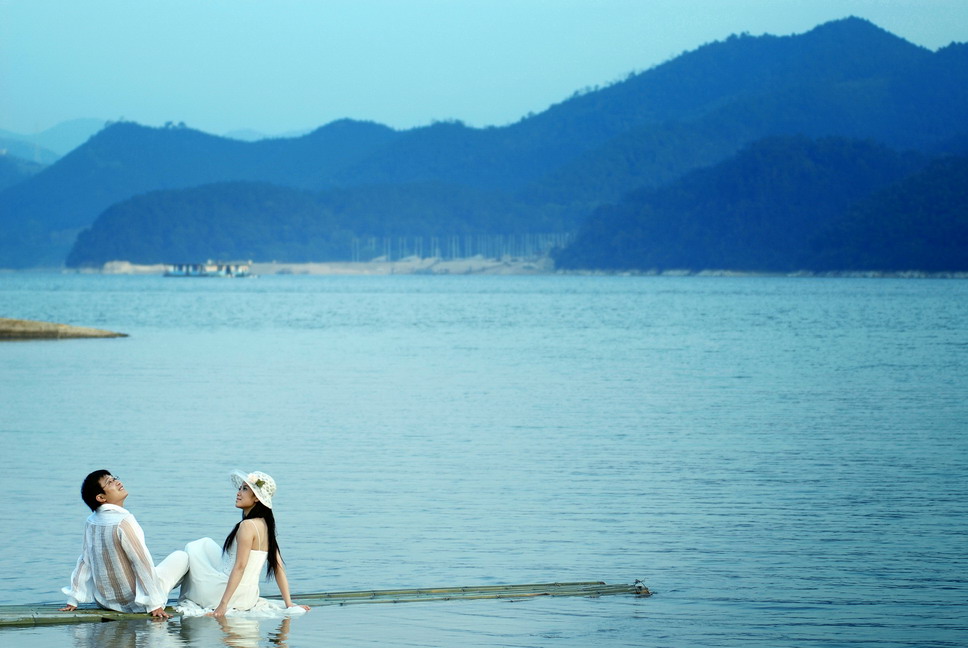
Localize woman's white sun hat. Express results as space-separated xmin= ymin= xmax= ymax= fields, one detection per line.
xmin=231 ymin=470 xmax=276 ymax=509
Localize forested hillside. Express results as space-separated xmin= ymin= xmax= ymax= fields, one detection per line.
xmin=66 ymin=181 xmax=568 ymax=266
xmin=809 ymin=156 xmax=968 ymax=272
xmin=554 ymin=137 xmax=968 ymax=273
xmin=0 ymin=156 xmax=45 ymax=192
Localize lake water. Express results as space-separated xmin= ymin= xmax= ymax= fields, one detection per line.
xmin=1 ymin=273 xmax=966 ymax=647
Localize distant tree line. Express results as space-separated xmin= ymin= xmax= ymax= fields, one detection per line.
xmin=67 ymin=135 xmax=968 ymax=271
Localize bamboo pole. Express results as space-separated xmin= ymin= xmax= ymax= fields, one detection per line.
xmin=0 ymin=581 xmax=650 ymax=628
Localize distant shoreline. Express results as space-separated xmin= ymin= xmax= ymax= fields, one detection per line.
xmin=4 ymin=259 xmax=966 ymax=279
xmin=93 ymin=257 xmax=556 ymax=276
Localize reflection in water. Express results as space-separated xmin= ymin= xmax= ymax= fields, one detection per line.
xmin=266 ymin=617 xmax=292 ymax=646
xmin=182 ymin=615 xmax=293 ymax=648
xmin=71 ymin=618 xmax=184 ymax=648
xmin=213 ymin=616 xmax=291 ymax=648
xmin=68 ymin=615 xmax=295 ymax=648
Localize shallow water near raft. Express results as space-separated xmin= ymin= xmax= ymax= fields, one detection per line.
xmin=1 ymin=273 xmax=966 ymax=647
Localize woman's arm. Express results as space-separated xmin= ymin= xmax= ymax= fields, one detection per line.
xmin=274 ymin=556 xmax=310 ymax=610
xmin=210 ymin=521 xmax=256 ymax=618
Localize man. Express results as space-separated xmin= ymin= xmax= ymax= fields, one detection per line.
xmin=61 ymin=470 xmax=188 ymax=618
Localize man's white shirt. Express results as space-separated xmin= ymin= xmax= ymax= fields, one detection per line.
xmin=62 ymin=504 xmax=168 ymax=612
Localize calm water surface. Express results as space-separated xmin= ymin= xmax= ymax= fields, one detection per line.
xmin=1 ymin=274 xmax=966 ymax=647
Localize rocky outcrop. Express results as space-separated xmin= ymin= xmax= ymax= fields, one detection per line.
xmin=0 ymin=318 xmax=127 ymax=340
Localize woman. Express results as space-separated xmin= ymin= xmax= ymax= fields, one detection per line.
xmin=179 ymin=470 xmax=310 ymax=617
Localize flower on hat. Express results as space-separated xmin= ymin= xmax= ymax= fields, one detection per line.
xmin=248 ymin=473 xmax=266 ymax=489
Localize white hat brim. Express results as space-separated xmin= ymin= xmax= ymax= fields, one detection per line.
xmin=230 ymin=469 xmax=274 ymax=508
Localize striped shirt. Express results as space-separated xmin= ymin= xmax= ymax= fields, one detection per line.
xmin=62 ymin=504 xmax=168 ymax=612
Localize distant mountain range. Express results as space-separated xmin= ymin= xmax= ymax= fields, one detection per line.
xmin=0 ymin=118 xmax=106 ymax=159
xmin=2 ymin=17 xmax=967 ymax=270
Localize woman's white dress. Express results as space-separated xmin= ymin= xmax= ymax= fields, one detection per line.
xmin=179 ymin=537 xmax=267 ymax=611
xmin=175 ymin=522 xmax=306 ymax=618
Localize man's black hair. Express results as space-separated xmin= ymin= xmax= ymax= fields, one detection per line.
xmin=81 ymin=470 xmax=112 ymax=512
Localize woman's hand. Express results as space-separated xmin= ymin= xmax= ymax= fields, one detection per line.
xmin=208 ymin=603 xmax=229 ymax=618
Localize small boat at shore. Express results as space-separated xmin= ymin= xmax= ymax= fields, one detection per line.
xmin=164 ymin=262 xmax=251 ymax=278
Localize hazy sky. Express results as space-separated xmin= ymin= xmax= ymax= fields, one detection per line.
xmin=2 ymin=0 xmax=966 ymax=136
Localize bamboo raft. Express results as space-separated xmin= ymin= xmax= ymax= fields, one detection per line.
xmin=0 ymin=580 xmax=650 ymax=628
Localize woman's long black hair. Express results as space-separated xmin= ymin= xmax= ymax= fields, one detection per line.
xmin=223 ymin=501 xmax=282 ymax=579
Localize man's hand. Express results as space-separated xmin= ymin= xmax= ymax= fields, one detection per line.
xmin=149 ymin=606 xmax=171 ymax=620
xmin=59 ymin=604 xmax=77 ymax=612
